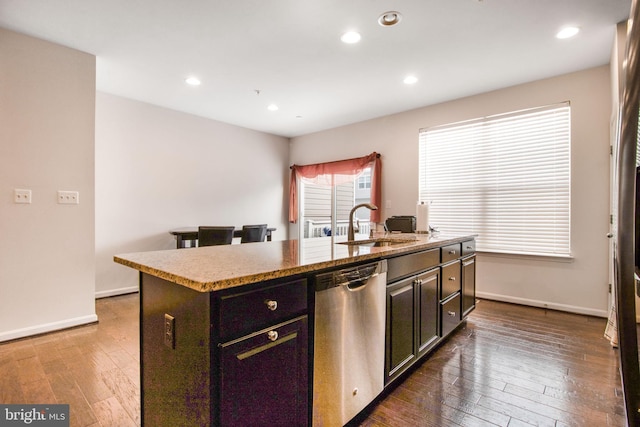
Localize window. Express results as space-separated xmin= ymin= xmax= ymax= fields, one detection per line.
xmin=289 ymin=153 xmax=381 ymax=242
xmin=419 ymin=103 xmax=571 ymax=257
xmin=357 ymin=169 xmax=372 ymax=189
xmin=299 ymin=177 xmax=374 ymax=238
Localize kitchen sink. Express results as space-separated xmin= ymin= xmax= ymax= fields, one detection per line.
xmin=337 ymin=238 xmax=417 ymax=247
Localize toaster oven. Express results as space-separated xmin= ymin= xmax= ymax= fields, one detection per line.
xmin=385 ymin=216 xmax=416 ymax=233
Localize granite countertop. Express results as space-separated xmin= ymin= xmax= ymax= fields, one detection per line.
xmin=114 ymin=233 xmax=475 ymax=292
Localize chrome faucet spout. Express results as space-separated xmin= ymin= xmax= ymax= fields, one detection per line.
xmin=348 ymin=203 xmax=378 ymax=241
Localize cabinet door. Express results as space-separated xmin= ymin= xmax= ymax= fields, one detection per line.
xmin=417 ymin=268 xmax=439 ymax=356
xmin=462 ymin=255 xmax=476 ymax=317
xmin=385 ymin=278 xmax=416 ymax=384
xmin=219 ymin=316 xmax=308 ymax=426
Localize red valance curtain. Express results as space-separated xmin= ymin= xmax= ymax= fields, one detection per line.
xmin=289 ymin=152 xmax=381 ymax=223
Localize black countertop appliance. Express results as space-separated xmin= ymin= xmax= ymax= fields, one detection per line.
xmin=385 ymin=216 xmax=416 ymax=233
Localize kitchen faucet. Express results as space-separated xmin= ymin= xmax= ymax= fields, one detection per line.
xmin=348 ymin=203 xmax=378 ymax=241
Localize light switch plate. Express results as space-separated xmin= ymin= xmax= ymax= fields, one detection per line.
xmin=57 ymin=190 xmax=79 ymax=204
xmin=14 ymin=189 xmax=32 ymax=204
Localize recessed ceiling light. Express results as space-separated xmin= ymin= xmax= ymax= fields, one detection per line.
xmin=403 ymin=75 xmax=418 ymax=85
xmin=267 ymin=104 xmax=279 ymax=111
xmin=185 ymin=76 xmax=201 ymax=86
xmin=378 ymin=11 xmax=402 ymax=27
xmin=341 ymin=31 xmax=361 ymax=44
xmin=556 ymin=26 xmax=580 ymax=39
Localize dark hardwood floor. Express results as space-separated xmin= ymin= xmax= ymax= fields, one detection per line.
xmin=359 ymin=299 xmax=626 ymax=427
xmin=0 ymin=294 xmax=626 ymax=426
xmin=0 ymin=294 xmax=140 ymax=426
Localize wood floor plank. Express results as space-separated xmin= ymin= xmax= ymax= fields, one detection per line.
xmin=33 ymin=340 xmax=63 ymax=364
xmin=20 ymin=378 xmax=56 ymax=404
xmin=71 ymin=367 xmax=114 ymax=405
xmin=504 ymin=383 xmax=612 ymax=425
xmin=476 ymin=395 xmax=556 ymax=427
xmin=100 ymin=367 xmax=141 ymax=425
xmin=11 ymin=342 xmax=36 ymax=361
xmin=91 ymin=396 xmax=137 ymax=427
xmin=47 ymin=371 xmax=98 ymax=426
xmin=459 ymin=413 xmax=504 ymax=427
xmin=0 ymin=357 xmax=25 ymax=403
xmin=16 ymin=355 xmax=47 ymax=385
xmin=467 ymin=403 xmax=511 ymax=427
xmin=444 ymin=393 xmax=511 ymax=426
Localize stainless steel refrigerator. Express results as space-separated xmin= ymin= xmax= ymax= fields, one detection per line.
xmin=614 ymin=0 xmax=640 ymax=425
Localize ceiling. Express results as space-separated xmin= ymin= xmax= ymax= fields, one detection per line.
xmin=0 ymin=0 xmax=632 ymax=138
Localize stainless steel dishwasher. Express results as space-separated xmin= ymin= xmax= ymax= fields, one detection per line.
xmin=313 ymin=259 xmax=387 ymax=426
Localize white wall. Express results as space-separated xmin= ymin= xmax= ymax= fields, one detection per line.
xmin=0 ymin=29 xmax=97 ymax=341
xmin=95 ymin=93 xmax=290 ymax=297
xmin=291 ymin=66 xmax=612 ymax=317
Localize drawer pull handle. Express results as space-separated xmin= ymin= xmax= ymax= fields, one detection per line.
xmin=448 ymin=250 xmax=456 ymax=254
xmin=235 ymin=332 xmax=298 ymax=360
xmin=447 ymin=311 xmax=456 ymax=317
xmin=265 ymin=300 xmax=278 ymax=311
xmin=448 ymin=277 xmax=456 ymax=281
xmin=466 ymin=246 xmax=473 ymax=250
xmin=267 ymin=330 xmax=279 ymax=341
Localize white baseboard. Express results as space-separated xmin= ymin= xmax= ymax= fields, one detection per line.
xmin=476 ymin=291 xmax=609 ymax=318
xmin=0 ymin=314 xmax=98 ymax=343
xmin=95 ymin=286 xmax=139 ymax=299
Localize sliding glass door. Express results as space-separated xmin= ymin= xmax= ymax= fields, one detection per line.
xmin=298 ymin=168 xmax=373 ymax=245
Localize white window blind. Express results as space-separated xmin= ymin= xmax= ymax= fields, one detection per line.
xmin=419 ymin=103 xmax=571 ymax=257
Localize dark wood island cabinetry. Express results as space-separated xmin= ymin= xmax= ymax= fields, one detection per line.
xmin=115 ymin=233 xmax=476 ymax=426
xmin=140 ymin=273 xmax=308 ymax=427
xmin=385 ymin=239 xmax=476 ymax=385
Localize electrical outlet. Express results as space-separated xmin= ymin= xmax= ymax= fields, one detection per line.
xmin=14 ymin=189 xmax=32 ymax=204
xmin=164 ymin=314 xmax=175 ymax=349
xmin=57 ymin=190 xmax=79 ymax=205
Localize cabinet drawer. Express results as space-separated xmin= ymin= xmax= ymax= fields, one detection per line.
xmin=387 ymin=248 xmax=439 ymax=282
xmin=219 ymin=278 xmax=307 ymax=340
xmin=462 ymin=240 xmax=476 ymax=256
xmin=441 ymin=260 xmax=461 ymax=300
xmin=219 ymin=315 xmax=308 ymax=427
xmin=441 ymin=293 xmax=461 ymax=337
xmin=441 ymin=243 xmax=462 ymax=263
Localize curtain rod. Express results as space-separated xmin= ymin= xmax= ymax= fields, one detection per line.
xmin=290 ymin=152 xmax=380 ymax=169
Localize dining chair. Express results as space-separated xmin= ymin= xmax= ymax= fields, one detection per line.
xmin=240 ymin=224 xmax=268 ymax=243
xmin=198 ymin=226 xmax=235 ymax=246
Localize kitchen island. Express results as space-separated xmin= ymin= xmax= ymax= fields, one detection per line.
xmin=114 ymin=232 xmax=476 ymax=426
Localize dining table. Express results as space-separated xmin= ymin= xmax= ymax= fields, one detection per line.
xmin=169 ymin=227 xmax=276 ymax=249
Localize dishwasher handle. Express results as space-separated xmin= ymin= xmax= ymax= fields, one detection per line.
xmin=315 ymin=260 xmax=387 ymax=292
xmin=342 ymin=272 xmax=379 ymax=291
